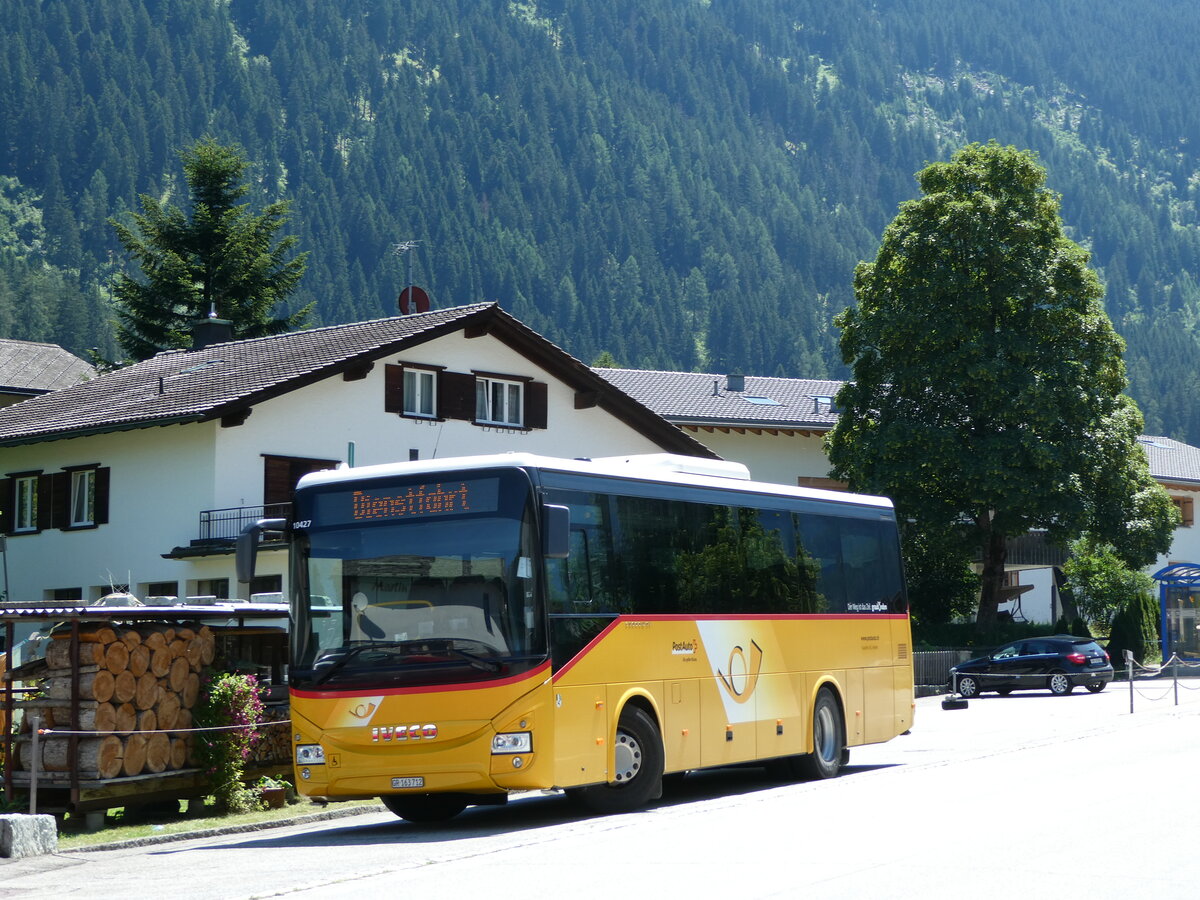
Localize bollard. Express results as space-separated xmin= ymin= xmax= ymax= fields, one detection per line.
xmin=29 ymin=714 xmax=40 ymax=816
xmin=1174 ymin=655 xmax=1179 ymax=706
xmin=1123 ymin=650 xmax=1134 ymax=714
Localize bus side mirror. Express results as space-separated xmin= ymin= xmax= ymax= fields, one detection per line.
xmin=236 ymin=518 xmax=288 ymax=584
xmin=543 ymin=504 xmax=570 ymax=559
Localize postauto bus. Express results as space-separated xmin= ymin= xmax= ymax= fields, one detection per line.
xmin=238 ymin=453 xmax=914 ymax=822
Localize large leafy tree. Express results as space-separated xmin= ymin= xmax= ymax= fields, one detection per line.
xmin=111 ymin=137 xmax=310 ymax=360
xmin=828 ymin=142 xmax=1177 ymax=628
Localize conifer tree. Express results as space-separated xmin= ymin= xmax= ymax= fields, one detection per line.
xmin=111 ymin=137 xmax=309 ymax=360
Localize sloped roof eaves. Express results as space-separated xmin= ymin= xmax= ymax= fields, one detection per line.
xmin=0 ymin=304 xmax=494 ymax=447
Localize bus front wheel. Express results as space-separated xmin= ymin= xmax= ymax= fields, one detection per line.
xmin=569 ymin=705 xmax=664 ymax=814
xmin=381 ymin=792 xmax=468 ymax=824
xmin=798 ymin=689 xmax=845 ymax=780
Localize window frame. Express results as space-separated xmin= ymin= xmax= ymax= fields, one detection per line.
xmin=475 ymin=374 xmax=526 ymax=427
xmin=70 ymin=468 xmax=96 ymax=528
xmin=14 ymin=474 xmax=38 ymax=533
xmin=403 ymin=367 xmax=437 ymax=418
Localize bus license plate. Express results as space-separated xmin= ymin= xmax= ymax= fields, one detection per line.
xmin=391 ymin=776 xmax=425 ymax=789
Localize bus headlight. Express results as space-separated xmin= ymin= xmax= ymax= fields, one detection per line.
xmin=491 ymin=732 xmax=532 ymax=754
xmin=296 ymin=744 xmax=326 ymax=765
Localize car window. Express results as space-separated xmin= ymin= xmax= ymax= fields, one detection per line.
xmin=993 ymin=643 xmax=1019 ymax=659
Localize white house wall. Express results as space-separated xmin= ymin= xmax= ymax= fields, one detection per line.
xmin=681 ymin=428 xmax=831 ymax=486
xmin=2 ymin=423 xmax=218 ymax=603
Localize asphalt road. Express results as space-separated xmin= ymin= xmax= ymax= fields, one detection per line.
xmin=4 ymin=678 xmax=1198 ymax=899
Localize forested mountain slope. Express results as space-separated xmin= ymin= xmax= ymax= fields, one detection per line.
xmin=3 ymin=0 xmax=1200 ymax=441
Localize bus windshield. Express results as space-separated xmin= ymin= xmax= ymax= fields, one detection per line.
xmin=289 ymin=469 xmax=547 ymax=690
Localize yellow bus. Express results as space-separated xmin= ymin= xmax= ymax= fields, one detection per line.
xmin=238 ymin=453 xmax=914 ymax=822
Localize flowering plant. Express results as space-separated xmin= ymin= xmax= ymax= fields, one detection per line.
xmin=193 ymin=672 xmax=265 ymax=812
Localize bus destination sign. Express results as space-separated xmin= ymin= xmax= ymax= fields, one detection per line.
xmin=346 ymin=478 xmax=500 ymax=523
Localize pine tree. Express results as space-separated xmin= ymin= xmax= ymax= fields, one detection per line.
xmin=110 ymin=137 xmax=310 ymax=360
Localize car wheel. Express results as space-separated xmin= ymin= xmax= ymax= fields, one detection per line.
xmin=798 ymin=689 xmax=845 ymax=780
xmin=956 ymin=674 xmax=980 ymax=698
xmin=1048 ymin=671 xmax=1073 ymax=695
xmin=1085 ymin=680 xmax=1106 ymax=693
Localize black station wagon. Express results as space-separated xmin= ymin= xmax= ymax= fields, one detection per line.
xmin=950 ymin=636 xmax=1113 ymax=697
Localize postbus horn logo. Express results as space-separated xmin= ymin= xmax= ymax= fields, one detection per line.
xmin=717 ymin=640 xmax=763 ymax=704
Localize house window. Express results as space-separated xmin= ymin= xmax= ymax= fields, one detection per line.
xmin=14 ymin=475 xmax=37 ymax=532
xmin=47 ymin=587 xmax=83 ymax=603
xmin=1172 ymin=496 xmax=1194 ymax=527
xmin=403 ymin=368 xmax=436 ymax=417
xmin=71 ymin=469 xmax=96 ymax=527
xmin=476 ymin=376 xmax=524 ymax=426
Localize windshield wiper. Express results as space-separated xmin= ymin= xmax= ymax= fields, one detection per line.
xmin=311 ymin=641 xmax=405 ymax=686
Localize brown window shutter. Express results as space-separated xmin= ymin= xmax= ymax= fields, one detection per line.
xmin=49 ymin=472 xmax=69 ymax=529
xmin=94 ymin=467 xmax=110 ymax=525
xmin=526 ymin=381 xmax=548 ymax=429
xmin=0 ymin=477 xmax=13 ymax=535
xmin=263 ymin=457 xmax=292 ymax=506
xmin=384 ymin=364 xmax=404 ymax=413
xmin=438 ymin=371 xmax=477 ymax=421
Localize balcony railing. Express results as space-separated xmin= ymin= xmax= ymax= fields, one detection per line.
xmin=197 ymin=503 xmax=291 ymax=543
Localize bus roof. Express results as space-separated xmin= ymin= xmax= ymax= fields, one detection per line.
xmin=296 ymin=452 xmax=895 ymax=511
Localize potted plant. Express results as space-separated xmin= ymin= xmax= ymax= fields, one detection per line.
xmin=255 ymin=775 xmax=291 ymax=809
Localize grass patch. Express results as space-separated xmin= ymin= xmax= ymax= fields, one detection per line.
xmin=56 ymin=797 xmax=382 ymax=850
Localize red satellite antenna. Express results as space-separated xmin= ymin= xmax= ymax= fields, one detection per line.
xmin=398 ymin=285 xmax=430 ymax=314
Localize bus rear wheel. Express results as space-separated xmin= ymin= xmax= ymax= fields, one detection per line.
xmin=570 ymin=705 xmax=664 ymax=814
xmin=381 ymin=793 xmax=468 ymax=824
xmin=798 ymin=689 xmax=845 ymax=780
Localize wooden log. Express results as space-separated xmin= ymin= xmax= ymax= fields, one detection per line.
xmin=50 ymin=624 xmax=117 ymax=644
xmin=44 ymin=670 xmax=115 ymax=703
xmin=66 ymin=701 xmax=118 ymax=734
xmin=128 ymin=643 xmax=150 ymax=677
xmin=137 ymin=708 xmax=158 ymax=733
xmin=149 ymin=647 xmax=172 ymax=678
xmin=19 ymin=735 xmax=123 ymax=778
xmin=156 ymin=691 xmax=181 ymax=732
xmin=143 ymin=631 xmax=167 ymax=651
xmin=176 ymin=626 xmax=196 ymax=642
xmin=169 ymin=737 xmax=188 ymax=770
xmin=104 ymin=640 xmax=129 ymax=673
xmin=199 ymin=627 xmax=215 ymax=665
xmin=185 ymin=638 xmax=203 ymax=669
xmin=134 ymin=672 xmax=159 ymax=710
xmin=167 ymin=656 xmax=189 ymax=693
xmin=115 ymin=702 xmax=137 ymax=734
xmin=144 ymin=732 xmax=171 ymax=774
xmin=120 ymin=627 xmax=142 ymax=650
xmin=45 ymin=639 xmax=105 ymax=669
xmin=181 ymin=672 xmax=201 ymax=710
xmin=122 ymin=733 xmax=148 ymax=776
xmin=169 ymin=638 xmax=187 ymax=659
xmin=173 ymin=707 xmax=193 ymax=733
xmin=112 ymin=669 xmax=137 ymax=705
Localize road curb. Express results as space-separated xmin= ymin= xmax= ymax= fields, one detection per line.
xmin=66 ymin=803 xmax=386 ymax=853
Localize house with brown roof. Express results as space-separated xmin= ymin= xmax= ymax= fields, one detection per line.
xmin=597 ymin=367 xmax=1200 ymax=626
xmin=0 ymin=339 xmax=95 ymax=407
xmin=0 ymin=304 xmax=713 ymax=604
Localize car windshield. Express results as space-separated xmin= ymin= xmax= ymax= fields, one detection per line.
xmin=288 ymin=469 xmax=548 ymax=689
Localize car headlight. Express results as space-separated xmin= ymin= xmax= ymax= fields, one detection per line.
xmin=296 ymin=744 xmax=326 ymax=765
xmin=491 ymin=732 xmax=532 ymax=754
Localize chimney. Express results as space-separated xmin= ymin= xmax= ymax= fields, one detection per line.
xmin=726 ymin=373 xmax=745 ymax=392
xmin=191 ymin=316 xmax=234 ymax=351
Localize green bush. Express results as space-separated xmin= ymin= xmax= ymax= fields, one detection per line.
xmin=1106 ymin=593 xmax=1161 ymax=665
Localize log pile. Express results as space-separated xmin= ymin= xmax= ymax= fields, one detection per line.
xmin=14 ymin=622 xmax=215 ymax=779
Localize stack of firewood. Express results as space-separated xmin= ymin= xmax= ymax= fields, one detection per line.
xmin=15 ymin=622 xmax=215 ymax=779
